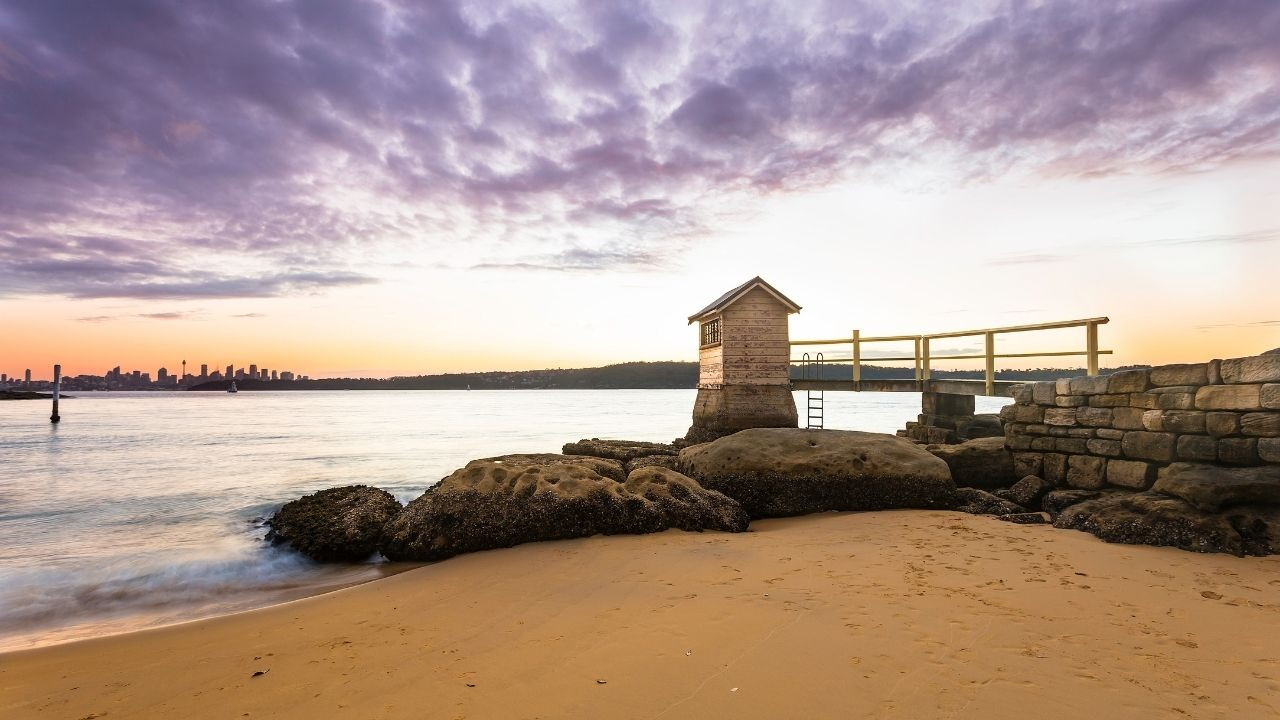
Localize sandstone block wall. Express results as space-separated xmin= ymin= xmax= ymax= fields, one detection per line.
xmin=1001 ymin=353 xmax=1280 ymax=490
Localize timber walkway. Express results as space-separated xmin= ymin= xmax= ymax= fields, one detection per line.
xmin=790 ymin=317 xmax=1112 ymax=399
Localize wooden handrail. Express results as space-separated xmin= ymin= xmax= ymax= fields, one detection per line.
xmin=792 ymin=350 xmax=1115 ymax=362
xmin=789 ymin=316 xmax=1111 ymax=394
xmin=924 ymin=316 xmax=1109 ymax=339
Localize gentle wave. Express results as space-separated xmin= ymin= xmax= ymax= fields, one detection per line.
xmin=0 ymin=542 xmax=332 ymax=633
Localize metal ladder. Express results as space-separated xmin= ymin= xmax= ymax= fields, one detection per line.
xmin=801 ymin=352 xmax=824 ymax=429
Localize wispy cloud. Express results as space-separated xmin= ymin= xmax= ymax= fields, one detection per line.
xmin=1195 ymin=319 xmax=1280 ymax=330
xmin=988 ymin=228 xmax=1280 ymax=266
xmin=78 ymin=310 xmax=202 ymax=322
xmin=472 ymin=243 xmax=675 ymax=272
xmin=0 ymin=232 xmax=377 ymax=300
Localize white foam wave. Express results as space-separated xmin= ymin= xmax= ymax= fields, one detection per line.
xmin=0 ymin=545 xmax=321 ymax=632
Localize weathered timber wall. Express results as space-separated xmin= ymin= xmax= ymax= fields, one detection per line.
xmin=715 ymin=287 xmax=790 ymax=386
xmin=1001 ymin=352 xmax=1280 ymax=489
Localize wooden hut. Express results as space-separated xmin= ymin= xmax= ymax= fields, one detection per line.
xmin=685 ymin=277 xmax=801 ymax=441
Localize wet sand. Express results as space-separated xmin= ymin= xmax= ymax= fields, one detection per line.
xmin=4 ymin=511 xmax=1279 ymax=719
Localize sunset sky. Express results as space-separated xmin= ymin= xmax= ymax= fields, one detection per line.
xmin=2 ymin=0 xmax=1278 ymax=379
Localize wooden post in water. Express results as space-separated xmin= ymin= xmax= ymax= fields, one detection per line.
xmin=50 ymin=364 xmax=61 ymax=424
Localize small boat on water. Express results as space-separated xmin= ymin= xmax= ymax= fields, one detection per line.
xmin=227 ymin=381 xmax=238 ymax=394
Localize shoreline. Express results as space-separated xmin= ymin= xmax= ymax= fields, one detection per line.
xmin=0 ymin=561 xmax=424 ymax=655
xmin=5 ymin=510 xmax=1278 ymax=719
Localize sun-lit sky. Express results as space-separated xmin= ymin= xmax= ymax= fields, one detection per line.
xmin=2 ymin=1 xmax=1278 ymax=380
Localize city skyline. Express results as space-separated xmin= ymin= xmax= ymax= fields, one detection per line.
xmin=2 ymin=361 xmax=306 ymax=389
xmin=1 ymin=2 xmax=1278 ymax=376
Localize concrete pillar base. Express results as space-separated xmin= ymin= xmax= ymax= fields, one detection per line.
xmin=685 ymin=385 xmax=798 ymax=443
xmin=900 ymin=391 xmax=1002 ymax=444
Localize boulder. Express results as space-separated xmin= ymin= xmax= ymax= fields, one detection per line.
xmin=1042 ymin=489 xmax=1104 ymax=519
xmin=1054 ymin=492 xmax=1280 ymax=556
xmin=926 ymin=436 xmax=1016 ymax=489
xmin=1006 ymin=475 xmax=1051 ymax=508
xmin=678 ymin=428 xmax=956 ymax=519
xmin=267 ymin=486 xmax=402 ymax=562
xmin=955 ymin=487 xmax=1025 ymax=516
xmin=379 ymin=458 xmax=747 ymax=562
xmin=625 ymin=455 xmax=682 ymax=474
xmin=1151 ymin=463 xmax=1280 ymax=512
xmin=561 ymin=438 xmax=678 ymax=462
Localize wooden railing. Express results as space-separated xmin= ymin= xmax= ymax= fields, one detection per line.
xmin=790 ymin=317 xmax=1111 ymax=396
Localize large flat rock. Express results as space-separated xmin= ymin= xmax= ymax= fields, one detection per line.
xmin=1152 ymin=463 xmax=1280 ymax=512
xmin=677 ymin=428 xmax=956 ymax=518
xmin=379 ymin=457 xmax=747 ymax=561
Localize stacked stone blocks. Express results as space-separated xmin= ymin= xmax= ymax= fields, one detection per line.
xmin=1002 ymin=353 xmax=1280 ymax=491
xmin=901 ymin=391 xmax=1003 ymax=444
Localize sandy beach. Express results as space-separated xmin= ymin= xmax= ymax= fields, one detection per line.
xmin=4 ymin=510 xmax=1279 ymax=719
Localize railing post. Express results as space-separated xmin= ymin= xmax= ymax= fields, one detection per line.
xmin=922 ymin=337 xmax=931 ymax=381
xmin=984 ymin=331 xmax=996 ymax=396
xmin=1086 ymin=321 xmax=1099 ymax=376
xmin=913 ymin=337 xmax=922 ymax=381
xmin=851 ymin=329 xmax=861 ymax=385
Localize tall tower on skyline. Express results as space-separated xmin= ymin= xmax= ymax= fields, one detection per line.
xmin=182 ymin=359 xmax=187 ymax=380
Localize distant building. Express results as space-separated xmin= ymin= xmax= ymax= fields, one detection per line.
xmin=25 ymin=369 xmax=32 ymax=386
xmin=280 ymin=371 xmax=294 ymax=381
xmin=225 ymin=364 xmax=233 ymax=379
xmin=249 ymin=364 xmax=257 ymax=379
xmin=210 ymin=370 xmax=222 ymax=381
xmin=200 ymin=364 xmax=208 ymax=378
xmin=270 ymin=370 xmax=278 ymax=381
xmin=157 ymin=367 xmax=169 ymax=383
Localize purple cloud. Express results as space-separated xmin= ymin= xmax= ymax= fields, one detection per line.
xmin=0 ymin=0 xmax=1277 ymax=297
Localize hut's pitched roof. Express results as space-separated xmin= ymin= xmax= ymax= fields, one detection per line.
xmin=687 ymin=276 xmax=801 ymax=324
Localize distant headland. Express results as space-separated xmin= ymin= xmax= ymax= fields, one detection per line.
xmin=186 ymin=360 xmax=1153 ymax=392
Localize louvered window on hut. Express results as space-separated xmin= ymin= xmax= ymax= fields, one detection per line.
xmin=700 ymin=318 xmax=721 ymax=346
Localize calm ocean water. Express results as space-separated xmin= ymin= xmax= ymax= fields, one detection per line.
xmin=0 ymin=389 xmax=1008 ymax=650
